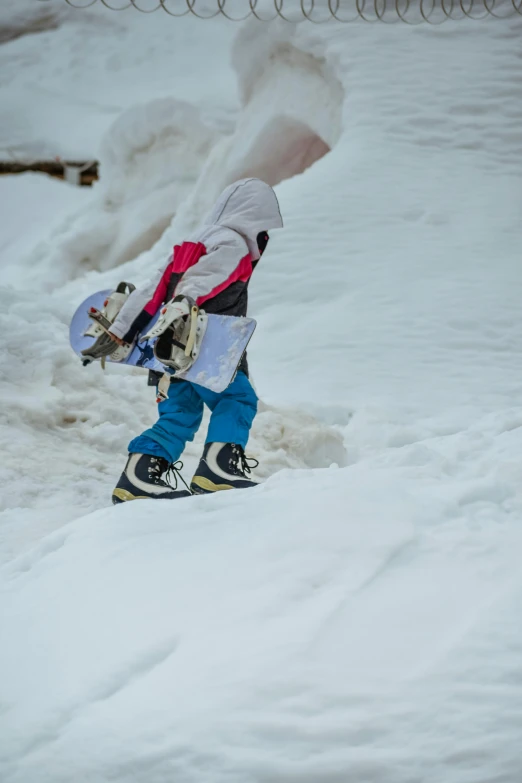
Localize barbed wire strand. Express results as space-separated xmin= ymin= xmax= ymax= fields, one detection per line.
xmin=48 ymin=0 xmax=522 ymax=21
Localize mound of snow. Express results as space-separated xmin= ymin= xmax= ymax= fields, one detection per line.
xmin=0 ymin=3 xmax=237 ymax=160
xmin=9 ymin=99 xmax=217 ymax=290
xmin=96 ymin=98 xmax=217 ymax=270
xmin=173 ymin=40 xmax=342 ymax=234
xmin=0 ymin=467 xmax=416 ymax=783
xmin=2 ymin=463 xmax=522 ymax=782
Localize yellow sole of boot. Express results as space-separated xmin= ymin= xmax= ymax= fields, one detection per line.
xmin=190 ymin=476 xmax=234 ymax=493
xmin=112 ymin=488 xmax=151 ymax=503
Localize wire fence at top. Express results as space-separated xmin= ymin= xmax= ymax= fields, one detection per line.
xmin=54 ymin=0 xmax=522 ymax=23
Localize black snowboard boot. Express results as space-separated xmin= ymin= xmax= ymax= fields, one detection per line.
xmin=112 ymin=453 xmax=192 ymax=504
xmin=190 ymin=442 xmax=260 ymax=494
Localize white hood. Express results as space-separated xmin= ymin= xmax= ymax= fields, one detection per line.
xmin=204 ymin=178 xmax=283 ymax=259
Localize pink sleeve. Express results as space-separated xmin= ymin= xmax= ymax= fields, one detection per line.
xmin=143 ymin=260 xmax=173 ymax=315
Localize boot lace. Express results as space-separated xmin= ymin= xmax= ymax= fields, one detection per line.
xmin=229 ymin=444 xmax=259 ymax=478
xmin=149 ymin=457 xmax=192 ymax=493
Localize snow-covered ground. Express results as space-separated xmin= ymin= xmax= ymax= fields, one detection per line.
xmin=1 ymin=2 xmax=522 ymax=781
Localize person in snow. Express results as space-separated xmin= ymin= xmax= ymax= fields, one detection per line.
xmin=109 ymin=178 xmax=283 ymax=503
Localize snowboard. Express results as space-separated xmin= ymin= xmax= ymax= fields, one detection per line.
xmin=69 ymin=289 xmax=256 ymax=393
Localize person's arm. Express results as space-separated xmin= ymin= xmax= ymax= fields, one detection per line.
xmin=174 ymin=234 xmax=251 ymax=306
xmin=109 ymin=256 xmax=173 ymax=342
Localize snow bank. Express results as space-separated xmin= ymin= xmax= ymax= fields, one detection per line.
xmin=2 ymin=459 xmax=522 ymax=782
xmin=14 ymin=98 xmax=217 ymax=291
xmin=95 ymin=98 xmax=216 ymax=271
xmin=12 ymin=22 xmax=344 ymax=287
xmin=0 ymin=467 xmax=416 ymax=783
xmin=0 ymin=2 xmax=237 ymax=160
xmin=172 ymin=34 xmax=342 ymax=234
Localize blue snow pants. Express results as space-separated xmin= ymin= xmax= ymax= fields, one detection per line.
xmin=128 ymin=371 xmax=258 ymax=464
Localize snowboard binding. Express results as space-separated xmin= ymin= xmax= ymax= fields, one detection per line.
xmin=80 ymin=281 xmax=135 ymax=367
xmin=142 ymin=295 xmax=208 ymax=375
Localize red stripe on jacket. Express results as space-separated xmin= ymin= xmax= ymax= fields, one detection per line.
xmin=195 ymin=253 xmax=252 ymax=306
xmin=143 ymin=242 xmax=206 ymax=315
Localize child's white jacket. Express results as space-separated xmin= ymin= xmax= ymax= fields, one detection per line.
xmin=110 ymin=178 xmax=283 ymax=342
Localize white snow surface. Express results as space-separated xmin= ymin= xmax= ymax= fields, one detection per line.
xmin=1 ymin=5 xmax=522 ymax=782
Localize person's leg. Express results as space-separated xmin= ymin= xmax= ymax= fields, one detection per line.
xmin=191 ymin=372 xmax=259 ymax=494
xmin=199 ymin=371 xmax=258 ymax=448
xmin=112 ymin=380 xmax=204 ymax=503
xmin=129 ymin=379 xmax=204 ymax=463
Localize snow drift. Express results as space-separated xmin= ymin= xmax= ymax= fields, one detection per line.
xmin=0 ymin=469 xmax=417 ymax=783
xmin=173 ymin=39 xmax=342 ymax=234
